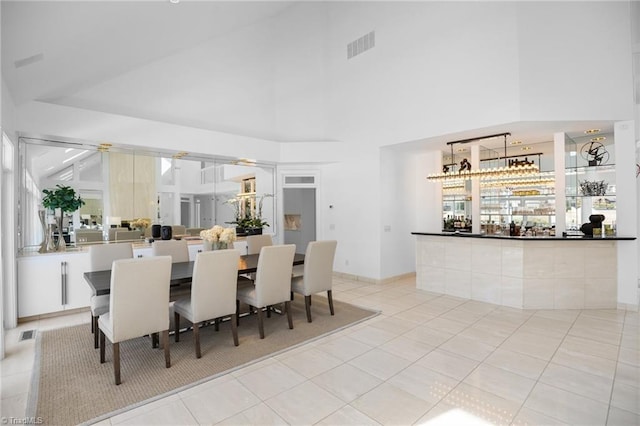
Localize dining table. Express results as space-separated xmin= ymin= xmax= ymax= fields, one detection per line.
xmin=84 ymin=253 xmax=305 ymax=296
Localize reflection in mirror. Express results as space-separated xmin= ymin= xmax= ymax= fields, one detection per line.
xmin=79 ymin=190 xmax=103 ymax=227
xmin=19 ymin=137 xmax=277 ymax=250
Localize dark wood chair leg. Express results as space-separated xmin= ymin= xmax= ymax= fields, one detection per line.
xmin=113 ymin=342 xmax=121 ymax=385
xmin=304 ymin=295 xmax=312 ymax=323
xmin=91 ymin=313 xmax=95 ymax=333
xmin=327 ymin=290 xmax=335 ymax=316
xmin=174 ymin=312 xmax=181 ymax=342
xmin=214 ymin=318 xmax=220 ymax=332
xmin=267 ymin=306 xmax=271 ymax=318
xmin=93 ymin=317 xmax=99 ymax=349
xmin=290 ymin=291 xmax=294 ymax=301
xmin=231 ymin=313 xmax=239 ymax=346
xmin=286 ymin=301 xmax=294 ymax=329
xmin=152 ymin=332 xmax=159 ymax=348
xmin=163 ymin=330 xmax=171 ymax=368
xmin=194 ymin=322 xmax=201 ymax=358
xmin=99 ymin=330 xmax=106 ymax=363
xmin=257 ymin=307 xmax=265 ymax=339
xmin=236 ymin=300 xmax=240 ymax=326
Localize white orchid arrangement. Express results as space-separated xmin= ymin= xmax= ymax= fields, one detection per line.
xmin=200 ymin=225 xmax=237 ymax=244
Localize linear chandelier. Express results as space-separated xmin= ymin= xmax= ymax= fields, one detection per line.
xmin=427 ymin=132 xmax=540 ymax=181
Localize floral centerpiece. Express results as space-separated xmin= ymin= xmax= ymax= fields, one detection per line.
xmin=130 ymin=217 xmax=151 ymax=232
xmin=200 ymin=225 xmax=237 ymax=250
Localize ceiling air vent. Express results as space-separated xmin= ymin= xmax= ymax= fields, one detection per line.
xmin=14 ymin=53 xmax=44 ymax=69
xmin=347 ymin=31 xmax=375 ymax=60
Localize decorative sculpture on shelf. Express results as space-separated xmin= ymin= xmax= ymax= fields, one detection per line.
xmin=579 ymin=180 xmax=608 ymax=196
xmin=580 ymin=214 xmax=605 ymax=237
xmin=580 ymin=141 xmax=609 ymax=166
xmin=459 ymin=158 xmax=471 ymax=173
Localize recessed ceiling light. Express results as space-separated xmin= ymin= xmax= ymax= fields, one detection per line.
xmin=456 ymin=148 xmax=466 ymax=152
xmin=591 ymin=136 xmax=606 ymax=142
xmin=510 ymin=140 xmax=522 ymax=145
xmin=584 ymin=129 xmax=601 ymax=134
xmin=97 ymin=143 xmax=112 ymax=152
xmin=521 ymin=146 xmax=532 ymax=151
xmin=169 ymin=0 xmax=180 ymax=3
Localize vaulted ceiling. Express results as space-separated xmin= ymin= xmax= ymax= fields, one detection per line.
xmin=2 ymin=1 xmax=333 ymax=142
xmin=1 ymin=1 xmax=635 ymax=151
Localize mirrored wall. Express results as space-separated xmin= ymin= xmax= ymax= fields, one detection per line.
xmin=18 ymin=136 xmax=276 ymax=250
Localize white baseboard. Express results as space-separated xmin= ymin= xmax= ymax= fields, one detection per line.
xmin=333 ymin=271 xmax=416 ymax=285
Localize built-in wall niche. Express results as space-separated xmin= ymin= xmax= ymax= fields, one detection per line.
xmin=18 ymin=137 xmax=277 ymax=250
xmin=284 ymin=214 xmax=301 ymax=231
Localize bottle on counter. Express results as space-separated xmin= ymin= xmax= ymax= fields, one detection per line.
xmin=509 ymin=220 xmax=516 ymax=236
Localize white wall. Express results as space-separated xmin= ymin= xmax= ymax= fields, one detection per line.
xmin=318 ymin=144 xmax=381 ymax=279
xmin=322 ymin=1 xmax=521 ymax=146
xmin=517 ymin=2 xmax=634 ymax=121
xmin=380 ymin=148 xmax=417 ymax=279
xmin=2 ymin=77 xmax=19 ymax=333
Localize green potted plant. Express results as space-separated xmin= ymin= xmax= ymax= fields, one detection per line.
xmin=42 ymin=184 xmax=85 ymax=251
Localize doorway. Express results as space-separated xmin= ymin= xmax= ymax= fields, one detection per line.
xmin=180 ymin=197 xmax=191 ymax=227
xmin=283 ymin=188 xmax=316 ymax=253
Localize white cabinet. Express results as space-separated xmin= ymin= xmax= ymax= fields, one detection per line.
xmin=133 ymin=247 xmax=153 ymax=258
xmin=233 ymin=240 xmax=248 ymax=255
xmin=188 ymin=244 xmax=202 ymax=260
xmin=18 ymin=252 xmax=92 ymax=318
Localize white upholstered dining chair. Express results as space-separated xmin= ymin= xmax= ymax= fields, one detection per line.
xmin=152 ymin=239 xmax=190 ymax=298
xmin=98 ymin=256 xmax=172 ymax=385
xmin=246 ymin=234 xmax=272 ymax=255
xmin=173 ymin=250 xmax=240 ymax=358
xmin=88 ymin=243 xmax=134 ymax=348
xmin=151 ymin=239 xmax=189 ymax=262
xmin=236 ymin=244 xmax=296 ymax=339
xmin=245 ymin=234 xmax=273 ymax=281
xmin=290 ymin=240 xmax=337 ymax=322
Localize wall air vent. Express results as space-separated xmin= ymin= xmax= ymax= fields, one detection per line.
xmin=19 ymin=330 xmax=36 ymax=341
xmin=347 ymin=31 xmax=375 ymax=60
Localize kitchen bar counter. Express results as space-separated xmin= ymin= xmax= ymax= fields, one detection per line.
xmin=412 ymin=231 xmax=636 ymax=241
xmin=413 ymin=232 xmax=635 ymax=310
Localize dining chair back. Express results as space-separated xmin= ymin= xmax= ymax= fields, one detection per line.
xmin=98 ymin=256 xmax=172 ymax=385
xmin=291 ymin=240 xmax=337 ymax=322
xmin=173 ymin=250 xmax=241 ymax=357
xmin=108 ymin=227 xmax=128 ymax=241
xmin=246 ymin=234 xmax=273 ymax=255
xmin=236 ymin=244 xmax=296 ymax=338
xmin=115 ymin=230 xmax=142 ymax=242
xmin=87 ymin=243 xmax=134 ymax=348
xmin=171 ymin=225 xmax=187 ymax=236
xmin=152 ymin=239 xmax=189 ymax=263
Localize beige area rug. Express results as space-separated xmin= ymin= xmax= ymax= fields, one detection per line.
xmin=28 ymin=297 xmax=377 ymax=426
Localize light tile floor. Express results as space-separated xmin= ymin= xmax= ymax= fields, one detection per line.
xmin=2 ymin=275 xmax=639 ymax=425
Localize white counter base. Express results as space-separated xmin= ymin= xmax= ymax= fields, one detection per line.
xmin=415 ymin=235 xmax=617 ymax=309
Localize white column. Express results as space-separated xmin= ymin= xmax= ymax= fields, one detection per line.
xmin=553 ymin=132 xmax=567 ymax=234
xmin=614 ymin=120 xmax=638 ymax=309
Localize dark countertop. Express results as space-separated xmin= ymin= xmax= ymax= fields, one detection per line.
xmin=411 ymin=232 xmax=636 ymax=241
